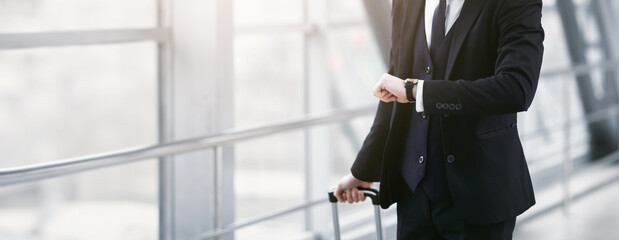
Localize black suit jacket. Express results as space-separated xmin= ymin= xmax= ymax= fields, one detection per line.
xmin=351 ymin=0 xmax=544 ymax=225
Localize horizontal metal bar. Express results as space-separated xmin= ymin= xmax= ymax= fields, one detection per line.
xmin=193 ymin=198 xmax=327 ymax=240
xmin=527 ymin=138 xmax=588 ymax=167
xmin=196 ymin=148 xmax=619 ymax=239
xmin=235 ymin=24 xmax=312 ymax=35
xmin=0 ymin=106 xmax=375 ymax=186
xmin=2 ymin=57 xmax=618 ymax=185
xmin=521 ymin=174 xmax=619 ymax=224
xmin=0 ymin=58 xmax=615 ymax=185
xmin=0 ymin=28 xmax=169 ymax=49
xmin=522 ymin=101 xmax=619 ymax=140
xmin=539 ymin=59 xmax=619 ymax=78
xmin=234 ymin=21 xmax=366 ymax=35
xmin=518 ymin=151 xmax=619 ymax=224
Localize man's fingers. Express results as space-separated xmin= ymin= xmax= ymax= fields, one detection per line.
xmin=351 ymin=188 xmax=360 ymax=202
xmin=357 ymin=190 xmax=365 ymax=202
xmin=377 ymin=89 xmax=385 ymax=98
xmin=337 ymin=189 xmax=369 ymax=203
xmin=372 ymin=80 xmax=384 ymax=97
xmin=373 ymin=87 xmax=389 ymax=98
xmin=372 ymin=89 xmax=382 ymax=99
xmin=346 ymin=189 xmax=354 ymax=203
xmin=382 ymin=91 xmax=395 ymax=99
xmin=334 ymin=185 xmax=343 ymax=202
xmin=377 ymin=90 xmax=388 ymax=99
xmin=375 ymin=89 xmax=396 ymax=102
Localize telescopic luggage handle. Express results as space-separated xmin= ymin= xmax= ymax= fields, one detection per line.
xmin=327 ymin=187 xmax=383 ymax=240
xmin=328 ymin=187 xmax=379 ymax=205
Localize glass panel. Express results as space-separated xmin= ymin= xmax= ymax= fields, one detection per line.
xmin=234 ymin=33 xmax=303 ymax=126
xmin=234 ymin=0 xmax=303 ymax=27
xmin=329 ymin=117 xmax=374 ymax=185
xmin=328 ymin=0 xmax=367 ymax=23
xmin=235 ymin=212 xmax=305 ymax=239
xmin=520 ymin=6 xmax=589 ymax=180
xmin=234 ymin=131 xmax=305 ymax=239
xmin=234 ymin=131 xmax=304 ymax=220
xmin=0 ymin=160 xmax=158 ymax=239
xmin=0 ymin=42 xmax=158 ymax=168
xmin=326 ymin=27 xmax=385 ymax=110
xmin=539 ymin=7 xmax=571 ymax=70
xmin=0 ymin=0 xmax=156 ymax=33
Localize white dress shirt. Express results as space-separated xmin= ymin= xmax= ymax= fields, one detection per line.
xmin=416 ymin=0 xmax=465 ymax=112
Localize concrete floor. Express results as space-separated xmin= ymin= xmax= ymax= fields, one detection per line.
xmin=514 ymin=180 xmax=619 ymax=240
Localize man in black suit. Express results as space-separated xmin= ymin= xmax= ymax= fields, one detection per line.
xmin=334 ymin=0 xmax=544 ymax=239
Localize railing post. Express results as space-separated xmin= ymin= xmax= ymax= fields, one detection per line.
xmin=562 ymin=75 xmax=572 ymax=215
xmin=214 ymin=145 xmax=224 ymax=240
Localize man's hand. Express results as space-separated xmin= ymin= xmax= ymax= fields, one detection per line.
xmin=334 ymin=174 xmax=373 ymax=203
xmin=372 ymin=73 xmax=412 ymax=103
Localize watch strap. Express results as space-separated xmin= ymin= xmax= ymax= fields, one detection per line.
xmin=404 ymin=79 xmax=418 ymax=103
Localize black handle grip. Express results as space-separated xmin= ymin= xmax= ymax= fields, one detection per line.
xmin=328 ymin=187 xmax=379 ymax=205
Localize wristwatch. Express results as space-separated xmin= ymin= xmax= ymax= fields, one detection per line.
xmin=404 ymin=78 xmax=418 ymax=103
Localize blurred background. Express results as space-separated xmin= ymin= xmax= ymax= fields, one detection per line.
xmin=0 ymin=0 xmax=618 ymax=239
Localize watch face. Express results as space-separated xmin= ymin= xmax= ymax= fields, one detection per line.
xmin=405 ymin=79 xmax=417 ymax=88
xmin=406 ymin=79 xmax=418 ymax=84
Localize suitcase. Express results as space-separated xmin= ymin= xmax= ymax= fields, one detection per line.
xmin=327 ymin=187 xmax=383 ymax=240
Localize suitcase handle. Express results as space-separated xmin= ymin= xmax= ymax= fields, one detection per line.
xmin=327 ymin=187 xmax=379 ymax=205
xmin=327 ymin=187 xmax=383 ymax=240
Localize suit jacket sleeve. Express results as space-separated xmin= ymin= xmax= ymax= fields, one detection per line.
xmin=422 ymin=0 xmax=544 ymax=116
xmin=351 ymin=100 xmax=394 ymax=182
xmin=350 ymin=42 xmax=397 ymax=182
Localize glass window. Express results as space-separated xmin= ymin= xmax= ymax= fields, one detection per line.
xmin=0 ymin=0 xmax=156 ymax=33
xmin=234 ymin=131 xmax=305 ymax=234
xmin=0 ymin=42 xmax=158 ymax=168
xmin=234 ymin=33 xmax=304 ymax=126
xmin=234 ymin=0 xmax=303 ymax=27
xmin=0 ymin=161 xmax=158 ymax=239
xmin=539 ymin=7 xmax=571 ymax=70
xmin=328 ymin=0 xmax=367 ymax=23
xmin=235 ymin=212 xmax=304 ymax=239
xmin=326 ymin=27 xmax=385 ymax=110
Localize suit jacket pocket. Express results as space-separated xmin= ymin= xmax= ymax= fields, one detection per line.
xmin=477 ymin=122 xmax=517 ymax=138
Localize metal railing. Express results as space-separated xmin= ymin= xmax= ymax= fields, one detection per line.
xmin=0 ymin=28 xmax=169 ymax=49
xmin=2 ymin=60 xmax=617 ymax=187
xmin=1 ymin=61 xmax=619 ymax=239
xmin=0 ymin=106 xmax=374 ymax=187
xmin=195 ymin=60 xmax=619 ymax=239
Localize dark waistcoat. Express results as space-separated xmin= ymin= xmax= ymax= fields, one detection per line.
xmin=400 ymin=14 xmax=456 ymax=201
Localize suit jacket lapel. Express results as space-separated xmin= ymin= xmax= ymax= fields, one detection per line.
xmin=399 ymin=0 xmax=425 ymax=48
xmin=396 ymin=0 xmax=424 ymax=79
xmin=395 ymin=0 xmax=425 ymax=117
xmin=445 ymin=0 xmax=488 ymax=80
xmin=404 ymin=0 xmax=425 ymax=23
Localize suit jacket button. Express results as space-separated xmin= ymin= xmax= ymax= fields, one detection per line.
xmin=455 ymin=104 xmax=462 ymax=110
xmin=448 ymin=104 xmax=455 ymax=110
xmin=446 ymin=155 xmax=455 ymax=163
xmin=419 ymin=156 xmax=425 ymax=164
xmin=436 ymin=103 xmax=442 ymax=109
xmin=442 ymin=103 xmax=449 ymax=109
xmin=426 ymin=67 xmax=431 ymax=74
xmin=422 ymin=113 xmax=427 ymax=119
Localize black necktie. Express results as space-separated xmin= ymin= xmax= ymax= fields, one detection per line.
xmin=430 ymin=0 xmax=447 ymax=55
